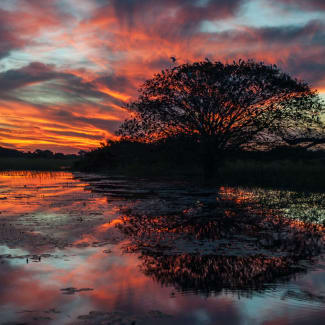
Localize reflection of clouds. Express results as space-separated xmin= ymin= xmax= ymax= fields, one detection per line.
xmin=0 ymin=173 xmax=325 ymax=324
xmin=0 ymin=262 xmax=60 ymax=310
xmin=0 ymin=244 xmax=242 ymax=325
xmin=0 ymin=171 xmax=123 ymax=253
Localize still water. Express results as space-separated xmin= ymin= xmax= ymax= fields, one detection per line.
xmin=0 ymin=171 xmax=324 ymax=324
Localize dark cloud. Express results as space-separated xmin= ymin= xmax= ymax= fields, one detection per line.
xmin=0 ymin=0 xmax=70 ymax=60
xmin=47 ymin=129 xmax=104 ymax=141
xmin=110 ymin=0 xmax=245 ymax=33
xmin=0 ymin=62 xmax=132 ymax=114
xmin=257 ymin=20 xmax=325 ymax=45
xmin=200 ymin=21 xmax=325 ymax=87
xmin=0 ymin=9 xmax=26 ymax=59
xmin=274 ymin=0 xmax=325 ymax=11
xmin=0 ymin=62 xmax=98 ymax=99
xmin=147 ymin=57 xmax=175 ymax=70
xmin=0 ymin=62 xmax=68 ymax=92
xmin=209 ymin=19 xmax=325 ymax=45
xmin=285 ymin=50 xmax=325 ymax=86
xmin=56 ymin=78 xmax=105 ymax=100
xmin=95 ymin=74 xmax=134 ymax=92
xmin=51 ymin=109 xmax=122 ymax=132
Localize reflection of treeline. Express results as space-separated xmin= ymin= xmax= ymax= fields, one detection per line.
xmin=74 ymin=139 xmax=325 ymax=190
xmin=140 ymin=254 xmax=304 ymax=296
xmin=116 ymin=187 xmax=324 ymax=296
xmin=119 ymin=204 xmax=324 ymax=259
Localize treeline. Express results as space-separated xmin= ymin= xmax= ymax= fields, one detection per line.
xmin=0 ymin=147 xmax=77 ymax=159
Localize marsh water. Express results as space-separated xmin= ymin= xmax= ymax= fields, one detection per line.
xmin=0 ymin=171 xmax=325 ymax=325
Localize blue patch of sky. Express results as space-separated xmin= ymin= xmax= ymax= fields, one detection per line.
xmin=200 ymin=0 xmax=325 ymax=33
xmin=13 ymin=81 xmax=75 ymax=106
xmin=195 ymin=0 xmax=210 ymax=7
xmin=13 ymin=79 xmax=105 ymax=106
xmin=0 ymin=52 xmax=32 ymax=72
xmin=57 ymin=0 xmax=100 ymax=21
xmin=1 ymin=45 xmax=100 ymax=73
xmin=0 ymin=0 xmax=19 ymax=11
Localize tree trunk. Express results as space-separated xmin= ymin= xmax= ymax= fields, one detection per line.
xmin=202 ymin=139 xmax=223 ymax=181
xmin=203 ymin=151 xmax=215 ymax=180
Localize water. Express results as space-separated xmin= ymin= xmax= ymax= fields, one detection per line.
xmin=0 ymin=171 xmax=324 ymax=324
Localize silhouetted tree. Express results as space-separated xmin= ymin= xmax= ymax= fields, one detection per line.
xmin=117 ymin=59 xmax=324 ymax=177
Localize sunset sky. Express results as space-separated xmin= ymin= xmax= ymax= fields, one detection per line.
xmin=0 ymin=0 xmax=324 ymax=153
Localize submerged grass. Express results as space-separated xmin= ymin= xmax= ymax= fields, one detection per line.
xmin=0 ymin=158 xmax=75 ymax=171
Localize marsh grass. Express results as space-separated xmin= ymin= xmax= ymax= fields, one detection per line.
xmin=0 ymin=158 xmax=75 ymax=171
xmin=232 ymin=186 xmax=325 ymax=225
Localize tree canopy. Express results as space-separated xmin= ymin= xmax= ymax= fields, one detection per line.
xmin=118 ymin=59 xmax=324 ymax=150
xmin=117 ymin=60 xmax=324 ymax=176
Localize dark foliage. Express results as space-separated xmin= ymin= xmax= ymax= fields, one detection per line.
xmin=74 ymin=144 xmax=116 ymax=171
xmin=74 ymin=139 xmax=325 ymax=190
xmin=0 ymin=147 xmax=77 ymax=170
xmin=25 ymin=149 xmax=77 ymax=159
xmin=117 ymin=59 xmax=324 ymax=176
xmin=118 ymin=59 xmax=324 ymax=144
xmin=0 ymin=146 xmax=25 ymax=158
xmin=0 ymin=147 xmax=77 ymax=160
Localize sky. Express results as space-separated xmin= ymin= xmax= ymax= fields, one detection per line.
xmin=0 ymin=0 xmax=324 ymax=153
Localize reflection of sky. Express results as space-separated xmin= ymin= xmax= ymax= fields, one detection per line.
xmin=238 ymin=266 xmax=325 ymax=325
xmin=0 ymin=0 xmax=324 ymax=153
xmin=1 ymin=172 xmax=325 ymax=324
xmin=2 ymin=244 xmax=325 ymax=324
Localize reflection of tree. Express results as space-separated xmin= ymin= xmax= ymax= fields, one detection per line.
xmin=139 ymin=254 xmax=301 ymax=295
xmin=117 ymin=187 xmax=324 ymax=296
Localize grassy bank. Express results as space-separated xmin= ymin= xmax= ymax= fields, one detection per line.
xmin=0 ymin=158 xmax=76 ymax=171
